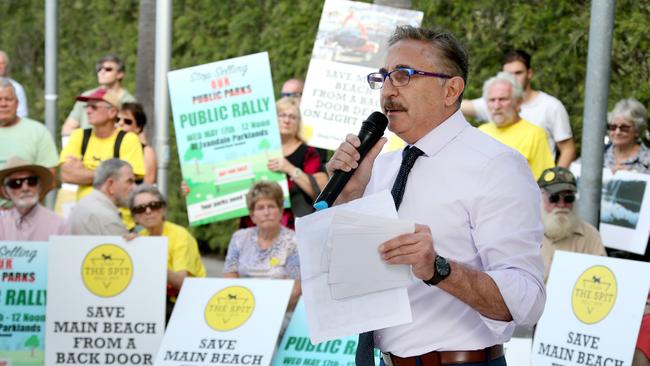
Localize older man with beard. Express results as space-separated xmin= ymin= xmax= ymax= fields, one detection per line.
xmin=0 ymin=156 xmax=68 ymax=240
xmin=538 ymin=167 xmax=606 ymax=282
xmin=478 ymin=71 xmax=554 ymax=179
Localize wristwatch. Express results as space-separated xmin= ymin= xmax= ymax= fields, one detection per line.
xmin=423 ymin=255 xmax=451 ymax=286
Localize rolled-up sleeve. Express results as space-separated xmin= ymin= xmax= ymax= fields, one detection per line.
xmin=470 ymin=150 xmax=546 ymax=330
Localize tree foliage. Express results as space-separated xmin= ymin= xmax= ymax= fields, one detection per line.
xmin=1 ymin=0 xmax=648 ymax=253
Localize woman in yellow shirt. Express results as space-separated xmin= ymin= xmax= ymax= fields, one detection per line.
xmin=129 ymin=184 xmax=206 ymax=320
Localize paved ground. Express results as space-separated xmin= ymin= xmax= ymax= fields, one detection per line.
xmin=202 ymin=253 xmax=225 ymax=277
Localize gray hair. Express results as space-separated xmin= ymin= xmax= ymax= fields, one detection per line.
xmin=608 ymin=98 xmax=647 ymax=131
xmin=0 ymin=77 xmax=16 ymax=96
xmin=128 ymin=184 xmax=166 ymax=211
xmin=482 ymin=71 xmax=524 ymax=102
xmin=96 ymin=54 xmax=125 ymax=73
xmin=388 ymin=25 xmax=468 ymax=103
xmin=93 ymin=159 xmax=131 ymax=188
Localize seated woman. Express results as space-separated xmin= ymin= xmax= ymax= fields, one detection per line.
xmin=118 ymin=102 xmax=157 ymax=184
xmin=224 ymin=181 xmax=301 ymax=309
xmin=604 ymin=98 xmax=650 ymax=174
xmin=129 ymin=184 xmax=206 ymax=319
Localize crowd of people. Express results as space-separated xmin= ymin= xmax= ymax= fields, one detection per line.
xmin=0 ymin=22 xmax=649 ymax=364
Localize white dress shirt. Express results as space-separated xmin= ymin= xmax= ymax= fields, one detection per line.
xmin=368 ymin=110 xmax=546 ymax=357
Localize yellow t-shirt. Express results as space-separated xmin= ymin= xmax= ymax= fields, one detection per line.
xmin=479 ymin=119 xmax=555 ymax=179
xmin=60 ymin=128 xmax=145 ymax=199
xmin=141 ymin=221 xmax=207 ymax=278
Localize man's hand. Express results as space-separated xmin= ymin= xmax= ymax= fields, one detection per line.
xmin=379 ymin=224 xmax=436 ymax=281
xmin=325 ymin=134 xmax=386 ymax=204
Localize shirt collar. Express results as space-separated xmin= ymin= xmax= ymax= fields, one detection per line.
xmin=412 ymin=109 xmax=470 ymax=158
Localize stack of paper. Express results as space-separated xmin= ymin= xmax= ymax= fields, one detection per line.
xmin=326 ymin=211 xmax=414 ymax=299
xmin=296 ymin=190 xmax=415 ymax=343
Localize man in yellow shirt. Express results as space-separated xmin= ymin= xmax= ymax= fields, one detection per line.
xmin=60 ymin=88 xmax=144 ymax=200
xmin=478 ymin=72 xmax=554 ymax=179
xmin=60 ymin=88 xmax=144 ymax=229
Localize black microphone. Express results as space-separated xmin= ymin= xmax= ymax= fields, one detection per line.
xmin=313 ymin=111 xmax=389 ymax=210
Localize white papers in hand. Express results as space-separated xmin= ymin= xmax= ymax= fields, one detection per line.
xmin=295 ymin=190 xmax=414 ymax=344
xmin=327 ymin=210 xmax=414 ymax=299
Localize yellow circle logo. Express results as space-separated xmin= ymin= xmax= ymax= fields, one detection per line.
xmin=205 ymin=286 xmax=255 ymax=331
xmin=544 ymin=171 xmax=556 ymax=182
xmin=81 ymin=244 xmax=133 ymax=297
xmin=572 ymin=265 xmax=617 ymax=324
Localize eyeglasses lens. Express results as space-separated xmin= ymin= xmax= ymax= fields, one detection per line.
xmin=607 ymin=124 xmax=632 ymax=133
xmin=120 ymin=118 xmax=134 ymax=126
xmin=5 ymin=176 xmax=39 ymax=189
xmin=549 ymin=194 xmax=575 ymax=204
xmin=132 ymin=201 xmax=164 ymax=214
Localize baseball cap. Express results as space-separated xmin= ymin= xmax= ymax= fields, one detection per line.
xmin=76 ymin=88 xmax=120 ymax=108
xmin=537 ymin=167 xmax=577 ymax=194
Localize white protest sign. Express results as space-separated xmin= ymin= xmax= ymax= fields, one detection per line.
xmin=45 ymin=236 xmax=167 ymax=366
xmin=300 ymin=0 xmax=422 ymax=152
xmin=154 ymin=278 xmax=293 ymax=366
xmin=531 ymin=251 xmax=650 ymax=365
xmin=571 ymin=164 xmax=650 ymax=254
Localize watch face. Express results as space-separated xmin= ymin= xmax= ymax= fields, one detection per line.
xmin=436 ymin=256 xmax=450 ymax=277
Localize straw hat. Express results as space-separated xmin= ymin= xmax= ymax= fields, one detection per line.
xmin=0 ymin=156 xmax=54 ymax=200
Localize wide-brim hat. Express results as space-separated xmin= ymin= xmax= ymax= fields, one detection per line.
xmin=0 ymin=156 xmax=54 ymax=201
xmin=76 ymin=88 xmax=120 ymax=108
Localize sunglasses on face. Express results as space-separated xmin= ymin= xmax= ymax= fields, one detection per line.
xmin=118 ymin=117 xmax=134 ymax=126
xmin=607 ymin=124 xmax=633 ymax=133
xmin=97 ymin=66 xmax=115 ymax=73
xmin=549 ymin=193 xmax=576 ymax=204
xmin=4 ymin=176 xmax=39 ymax=190
xmin=131 ymin=201 xmax=165 ymax=214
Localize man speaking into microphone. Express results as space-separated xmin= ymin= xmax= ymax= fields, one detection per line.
xmin=327 ymin=26 xmax=545 ymax=366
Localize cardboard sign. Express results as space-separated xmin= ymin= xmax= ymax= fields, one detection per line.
xmin=571 ymin=164 xmax=650 ymax=254
xmin=531 ymin=251 xmax=650 ymax=365
xmin=168 ymin=52 xmax=288 ymax=226
xmin=0 ymin=242 xmax=47 ymax=366
xmin=44 ymin=236 xmax=167 ymax=366
xmin=272 ymin=299 xmax=381 ymax=366
xmin=300 ymin=0 xmax=422 ymax=152
xmin=155 ymin=278 xmax=293 ymax=366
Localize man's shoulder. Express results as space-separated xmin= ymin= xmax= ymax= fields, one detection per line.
xmin=14 ymin=117 xmax=46 ymax=131
xmin=518 ymin=119 xmax=548 ymax=136
xmin=527 ymin=91 xmax=567 ymax=111
xmin=456 ymin=124 xmax=525 ymax=166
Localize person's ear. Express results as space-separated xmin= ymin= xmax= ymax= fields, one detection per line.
xmin=444 ymin=76 xmax=465 ymax=107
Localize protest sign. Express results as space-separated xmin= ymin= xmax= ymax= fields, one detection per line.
xmin=45 ymin=236 xmax=166 ymax=366
xmin=168 ymin=52 xmax=288 ymax=226
xmin=272 ymin=299 xmax=380 ymax=366
xmin=300 ymin=0 xmax=422 ymax=152
xmin=0 ymin=242 xmax=47 ymax=366
xmin=531 ymin=251 xmax=650 ymax=365
xmin=571 ymin=164 xmax=650 ymax=254
xmin=155 ymin=278 xmax=293 ymax=366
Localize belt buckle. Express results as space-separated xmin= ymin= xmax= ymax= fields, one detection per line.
xmin=381 ymin=352 xmax=394 ymax=366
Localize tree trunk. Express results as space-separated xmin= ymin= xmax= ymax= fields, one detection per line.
xmin=135 ymin=0 xmax=156 ymax=144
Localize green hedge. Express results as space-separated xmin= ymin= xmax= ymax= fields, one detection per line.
xmin=1 ymin=0 xmax=648 ymax=254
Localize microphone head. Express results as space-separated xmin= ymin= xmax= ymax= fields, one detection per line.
xmin=361 ymin=111 xmax=389 ymax=136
